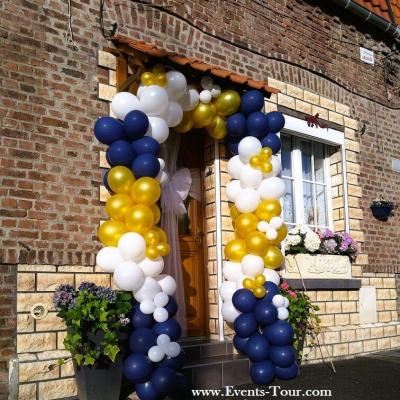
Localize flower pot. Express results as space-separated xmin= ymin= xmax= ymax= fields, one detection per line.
xmin=370 ymin=204 xmax=393 ymax=221
xmin=73 ymin=357 xmax=122 ymax=400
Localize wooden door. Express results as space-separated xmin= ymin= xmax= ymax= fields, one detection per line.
xmin=177 ymin=133 xmax=207 ymax=337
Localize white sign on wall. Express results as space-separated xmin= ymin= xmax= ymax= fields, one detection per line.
xmin=360 ymin=47 xmax=375 ymax=65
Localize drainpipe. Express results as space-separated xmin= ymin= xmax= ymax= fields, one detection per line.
xmin=331 ymin=0 xmax=400 ymax=41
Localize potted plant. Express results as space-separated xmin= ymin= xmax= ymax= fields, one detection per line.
xmin=370 ymin=197 xmax=394 ymax=221
xmin=53 ymin=282 xmax=133 ymax=400
xmin=279 ymin=281 xmax=321 ymax=363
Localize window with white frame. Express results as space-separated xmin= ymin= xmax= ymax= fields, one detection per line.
xmin=281 ymin=133 xmax=333 ymax=230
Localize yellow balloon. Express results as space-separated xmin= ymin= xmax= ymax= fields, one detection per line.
xmin=249 ymin=155 xmax=262 ymax=168
xmin=192 ymin=103 xmax=217 ymax=128
xmin=243 ymin=278 xmax=254 ymax=290
xmin=156 ymin=242 xmax=170 ymax=256
xmin=150 ymin=204 xmax=161 ymax=225
xmin=235 ymin=213 xmax=258 ymax=239
xmin=264 ymin=246 xmax=284 ymax=269
xmin=207 ymin=115 xmax=227 ymax=139
xmin=152 ymin=64 xmax=165 ymax=74
xmin=230 ymin=205 xmax=240 ymax=220
xmin=245 ymin=231 xmax=268 ymax=256
xmin=214 ymin=90 xmax=240 ymax=117
xmin=131 ymin=177 xmax=161 ymax=205
xmin=98 ymin=220 xmax=127 ymax=247
xmin=255 ymin=199 xmax=282 ymax=222
xmin=153 ymin=226 xmax=168 ymax=243
xmin=143 ymin=229 xmax=160 ymax=246
xmin=141 ymin=71 xmax=155 ymax=86
xmin=146 ymin=245 xmax=160 ymax=260
xmin=106 ymin=194 xmax=134 ymax=221
xmin=154 ymin=73 xmax=167 ymax=87
xmin=107 ymin=166 xmax=135 ymax=194
xmin=261 ymin=162 xmax=272 ymax=174
xmin=174 ymin=111 xmax=193 ymax=133
xmin=254 ymin=274 xmax=266 ymax=286
xmin=125 ymin=204 xmax=154 ymax=235
xmin=269 ymin=224 xmax=288 ymax=245
xmin=224 ymin=239 xmax=247 ymax=262
xmin=253 ymin=286 xmax=266 ymax=298
xmin=260 ymin=147 xmax=272 ymax=160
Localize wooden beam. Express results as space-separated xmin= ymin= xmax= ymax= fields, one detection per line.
xmin=116 ymin=53 xmax=128 ymax=92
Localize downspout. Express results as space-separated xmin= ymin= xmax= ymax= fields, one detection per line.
xmin=331 ymin=0 xmax=400 ymax=41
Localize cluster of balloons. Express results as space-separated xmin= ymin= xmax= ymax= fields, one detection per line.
xmin=232 ymin=284 xmax=299 ymax=384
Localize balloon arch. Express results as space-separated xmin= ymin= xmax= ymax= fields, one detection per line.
xmin=94 ymin=65 xmax=297 ymax=399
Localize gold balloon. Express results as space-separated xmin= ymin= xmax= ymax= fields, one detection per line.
xmin=260 ymin=147 xmax=272 ymax=160
xmin=253 ymin=286 xmax=266 ymax=298
xmin=146 ymin=245 xmax=160 ymax=260
xmin=264 ymin=246 xmax=284 ymax=269
xmin=153 ymin=226 xmax=168 ymax=243
xmin=269 ymin=224 xmax=288 ymax=245
xmin=152 ymin=64 xmax=165 ymax=74
xmin=243 ymin=278 xmax=254 ymax=290
xmin=230 ymin=205 xmax=240 ymax=220
xmin=156 ymin=242 xmax=170 ymax=256
xmin=154 ymin=73 xmax=167 ymax=87
xmin=224 ymin=239 xmax=247 ymax=262
xmin=125 ymin=204 xmax=154 ymax=235
xmin=254 ymin=273 xmax=266 ymax=286
xmin=261 ymin=162 xmax=272 ymax=174
xmin=174 ymin=111 xmax=193 ymax=133
xmin=192 ymin=103 xmax=217 ymax=128
xmin=249 ymin=155 xmax=262 ymax=168
xmin=98 ymin=220 xmax=127 ymax=247
xmin=255 ymin=199 xmax=282 ymax=222
xmin=131 ymin=177 xmax=161 ymax=205
xmin=214 ymin=90 xmax=240 ymax=117
xmin=150 ymin=204 xmax=161 ymax=225
xmin=107 ymin=166 xmax=135 ymax=194
xmin=245 ymin=231 xmax=268 ymax=256
xmin=106 ymin=194 xmax=134 ymax=221
xmin=141 ymin=71 xmax=155 ymax=86
xmin=143 ymin=229 xmax=160 ymax=246
xmin=207 ymin=115 xmax=227 ymax=139
xmin=235 ymin=213 xmax=258 ymax=239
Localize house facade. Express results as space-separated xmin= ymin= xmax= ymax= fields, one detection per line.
xmin=1 ymin=0 xmax=400 ymax=399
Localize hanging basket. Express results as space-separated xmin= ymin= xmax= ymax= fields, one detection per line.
xmin=370 ymin=204 xmax=393 ymax=221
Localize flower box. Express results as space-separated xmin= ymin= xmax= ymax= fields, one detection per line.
xmin=284 ymin=254 xmax=352 ymax=280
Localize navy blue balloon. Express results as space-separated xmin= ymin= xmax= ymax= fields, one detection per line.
xmin=246 ymin=112 xmax=269 ymax=139
xmin=233 ymin=313 xmax=258 ymax=338
xmin=233 ymin=334 xmax=249 ymax=354
xmin=263 ymin=281 xmax=280 ymax=302
xmin=123 ymin=110 xmax=149 ymax=140
xmin=226 ymin=113 xmax=247 ymax=138
xmin=249 ymin=360 xmax=275 ymax=385
xmin=165 ymin=297 xmax=178 ymax=318
xmin=94 ymin=116 xmax=125 ymax=145
xmin=123 ymin=354 xmax=153 ymax=383
xmin=244 ymin=333 xmax=270 ymax=362
xmin=150 ymin=367 xmax=176 ymax=396
xmin=158 ymin=350 xmax=186 ymax=370
xmin=266 ymin=111 xmax=285 ymax=133
xmin=275 ymin=362 xmax=299 ymax=380
xmin=169 ymin=372 xmax=190 ymax=399
xmin=232 ymin=289 xmax=257 ymax=313
xmin=131 ymin=307 xmax=155 ymax=329
xmin=135 ymin=381 xmax=160 ymax=400
xmin=131 ymin=154 xmax=160 ymax=178
xmin=131 ymin=136 xmax=160 ymax=156
xmin=240 ymin=90 xmax=265 ymax=115
xmin=107 ymin=140 xmax=135 ymax=167
xmin=227 ymin=140 xmax=240 ymax=156
xmin=254 ymin=301 xmax=278 ymax=326
xmin=263 ymin=321 xmax=294 ymax=346
xmin=269 ymin=345 xmax=296 ymax=368
xmin=102 ymin=170 xmax=113 ymax=193
xmin=261 ymin=133 xmax=282 ymax=154
xmin=153 ymin=319 xmax=182 ymax=341
xmin=129 ymin=328 xmax=157 ymax=354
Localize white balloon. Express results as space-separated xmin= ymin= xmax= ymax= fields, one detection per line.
xmin=145 ymin=116 xmax=169 ymax=144
xmin=264 ymin=155 xmax=282 ymax=178
xmin=139 ymin=257 xmax=164 ymax=278
xmin=137 ymin=83 xmax=146 ymax=99
xmin=111 ymin=92 xmax=142 ymax=120
xmin=227 ymin=155 xmax=245 ymax=179
xmin=263 ymin=269 xmax=281 ymax=286
xmin=148 ymin=346 xmax=165 ymax=362
xmin=155 ymin=274 xmax=177 ymax=296
xmin=266 ymin=227 xmax=278 ymax=241
xmin=179 ymin=85 xmax=199 ymax=111
xmin=133 ymin=277 xmax=162 ymax=302
xmin=210 ymin=84 xmax=221 ymax=98
xmin=241 ymin=254 xmax=264 ymax=277
xmin=156 ymin=334 xmax=170 ymax=347
xmin=222 ymin=300 xmax=241 ymax=323
xmin=238 ymin=137 xmax=262 ymax=163
xmin=226 ymin=180 xmax=242 ymax=202
xmin=113 ymin=261 xmax=145 ymax=292
xmin=200 ymin=76 xmax=213 ymax=90
xmin=258 ymin=177 xmax=286 ymax=199
xmin=272 ymin=294 xmax=286 ymax=308
xmin=156 ymin=170 xmax=169 ymax=186
xmin=283 ymin=297 xmax=290 ymax=308
xmin=239 ymin=164 xmax=262 ymax=189
xmin=219 ymin=281 xmax=237 ymax=301
xmin=257 ymin=221 xmax=269 ymax=232
xmin=277 ymin=307 xmax=289 ymax=320
xmin=158 ymin=158 xmax=166 ymax=170
xmin=269 ymin=216 xmax=283 ymax=230
xmin=222 ymin=261 xmax=242 ymax=282
xmin=162 ymin=101 xmax=183 ymax=127
xmin=140 ymin=299 xmax=156 ymax=314
xmin=96 ymin=247 xmax=124 ymax=273
xmin=166 ymin=71 xmax=187 ymax=100
xmin=140 ymin=85 xmax=168 ymax=116
xmin=153 ymin=307 xmax=169 ymax=322
xmin=235 ymin=188 xmax=260 ymax=213
xmin=165 ymin=342 xmax=181 ymax=357
xmin=154 ymin=292 xmax=169 ymax=308
xmin=199 ymin=90 xmax=212 ymax=104
xmin=118 ymin=232 xmax=146 ymax=262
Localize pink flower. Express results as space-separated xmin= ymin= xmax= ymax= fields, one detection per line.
xmin=288 ymin=291 xmax=297 ymax=298
xmin=280 ymin=282 xmax=289 ymax=290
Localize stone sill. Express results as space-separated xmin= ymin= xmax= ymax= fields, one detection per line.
xmin=321 ymin=321 xmax=400 ymax=332
xmin=286 ymin=278 xmax=361 ymax=290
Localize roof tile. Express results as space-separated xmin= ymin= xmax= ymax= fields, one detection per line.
xmin=355 ymin=0 xmax=400 ymax=25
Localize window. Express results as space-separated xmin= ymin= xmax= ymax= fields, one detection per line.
xmin=281 ymin=133 xmax=332 ymax=230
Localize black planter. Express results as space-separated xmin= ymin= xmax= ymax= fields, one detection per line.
xmin=370 ymin=204 xmax=393 ymax=221
xmin=74 ymin=357 xmax=123 ymax=400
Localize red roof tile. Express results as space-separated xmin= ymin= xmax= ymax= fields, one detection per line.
xmin=355 ymin=0 xmax=400 ymax=25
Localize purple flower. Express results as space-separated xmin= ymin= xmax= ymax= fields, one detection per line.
xmin=95 ymin=286 xmax=117 ymax=303
xmin=53 ymin=284 xmax=75 ymax=310
xmin=320 ymin=229 xmax=334 ymax=239
xmin=323 ymin=239 xmax=337 ymax=253
xmin=78 ymin=282 xmax=97 ymax=293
